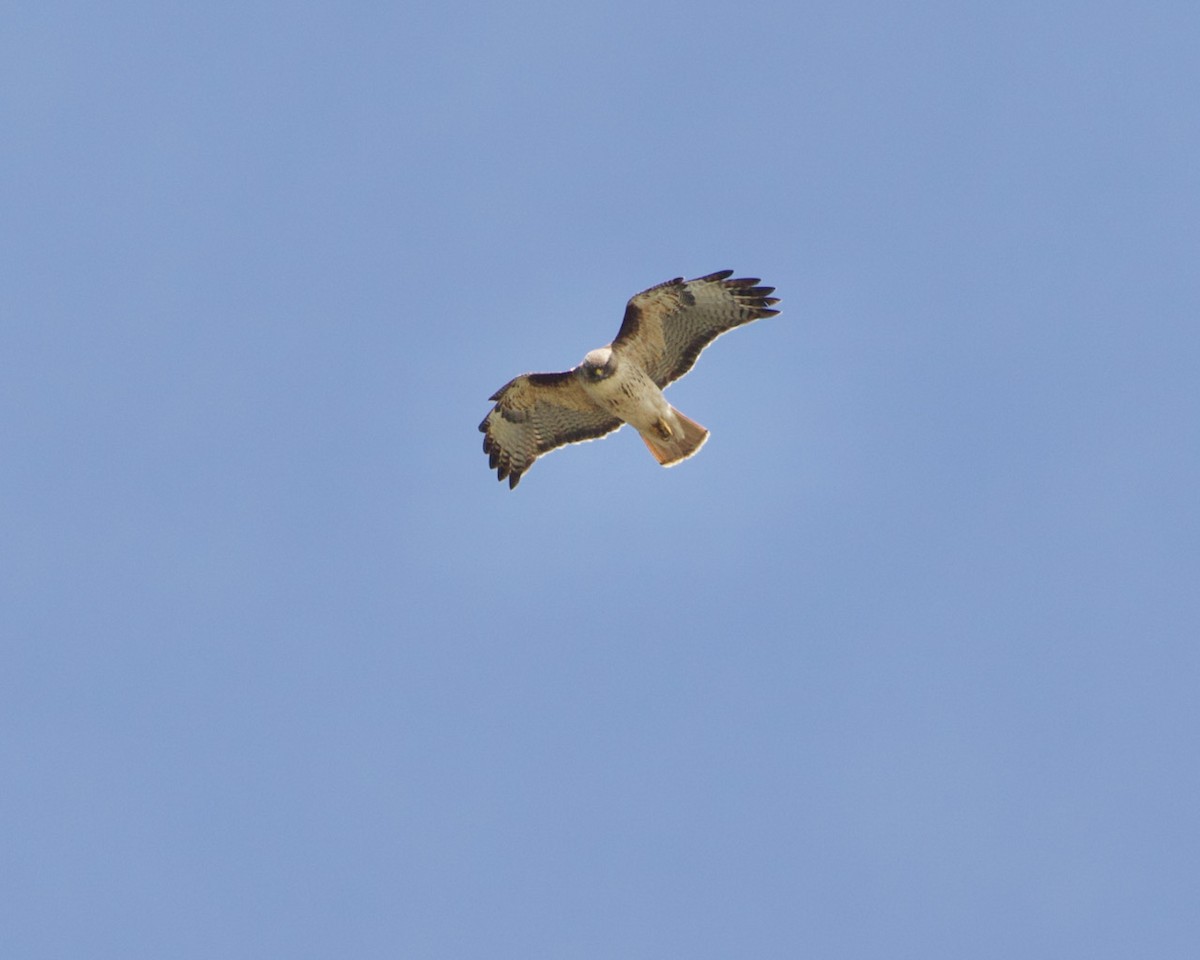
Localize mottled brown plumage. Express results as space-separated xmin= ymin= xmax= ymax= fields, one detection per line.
xmin=479 ymin=270 xmax=780 ymax=488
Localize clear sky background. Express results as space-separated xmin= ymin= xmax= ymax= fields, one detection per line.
xmin=3 ymin=2 xmax=1198 ymax=957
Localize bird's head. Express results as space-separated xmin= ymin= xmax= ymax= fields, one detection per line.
xmin=581 ymin=347 xmax=616 ymax=381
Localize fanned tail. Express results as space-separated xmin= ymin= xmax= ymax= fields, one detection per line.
xmin=640 ymin=408 xmax=709 ymax=467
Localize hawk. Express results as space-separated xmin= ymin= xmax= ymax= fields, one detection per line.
xmin=479 ymin=270 xmax=781 ymax=488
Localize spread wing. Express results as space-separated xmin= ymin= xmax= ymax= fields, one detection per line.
xmin=612 ymin=270 xmax=780 ymax=387
xmin=478 ymin=372 xmax=622 ymax=488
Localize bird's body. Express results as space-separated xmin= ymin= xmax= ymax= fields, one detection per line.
xmin=576 ymin=345 xmax=709 ymax=465
xmin=479 ymin=270 xmax=780 ymax=488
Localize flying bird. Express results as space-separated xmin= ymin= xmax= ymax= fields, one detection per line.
xmin=479 ymin=269 xmax=781 ymax=488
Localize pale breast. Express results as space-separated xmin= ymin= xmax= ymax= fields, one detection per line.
xmin=580 ymin=364 xmax=669 ymax=431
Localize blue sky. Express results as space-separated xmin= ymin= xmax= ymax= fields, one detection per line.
xmin=3 ymin=1 xmax=1198 ymax=957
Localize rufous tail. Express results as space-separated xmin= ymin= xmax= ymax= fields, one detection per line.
xmin=640 ymin=408 xmax=710 ymax=467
